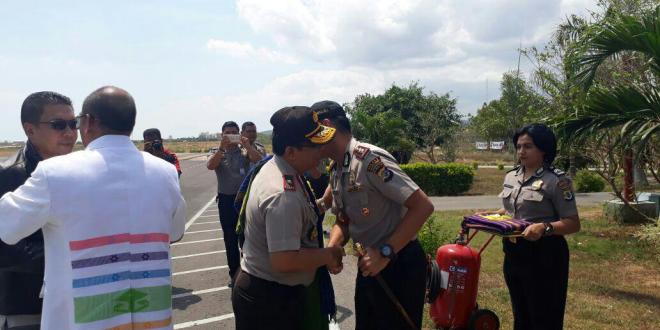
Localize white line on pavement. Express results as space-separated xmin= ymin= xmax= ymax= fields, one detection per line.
xmin=185 ymin=229 xmax=221 ymax=234
xmin=198 ymin=214 xmax=219 ymax=218
xmin=173 ymin=265 xmax=228 ymax=276
xmin=172 ymin=251 xmax=225 ymax=260
xmin=171 ymin=238 xmax=223 ymax=246
xmin=174 ymin=313 xmax=235 ymax=329
xmin=184 ymin=196 xmax=216 ymax=231
xmin=190 ymin=221 xmax=219 ymax=225
xmin=172 ymin=286 xmax=230 ymax=299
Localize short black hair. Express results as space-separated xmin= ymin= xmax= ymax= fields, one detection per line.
xmin=21 ymin=91 xmax=73 ymax=124
xmin=143 ymin=128 xmax=162 ymax=140
xmin=82 ymin=86 xmax=136 ymax=134
xmin=513 ymin=124 xmax=557 ymax=164
xmin=311 ymin=100 xmax=351 ymax=134
xmin=222 ymin=121 xmax=239 ymax=132
xmin=241 ymin=121 xmax=256 ymax=131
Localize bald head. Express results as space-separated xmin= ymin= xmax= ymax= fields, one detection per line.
xmin=82 ymin=86 xmax=136 ymax=134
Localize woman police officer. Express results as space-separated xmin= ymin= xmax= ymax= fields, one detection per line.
xmin=479 ymin=124 xmax=580 ymax=330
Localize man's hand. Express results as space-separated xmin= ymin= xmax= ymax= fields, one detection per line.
xmin=357 ymin=247 xmax=389 ymax=277
xmin=327 ymin=246 xmax=345 ymax=269
xmin=240 ymin=136 xmax=250 ymax=147
xmin=522 ymin=223 xmax=545 ymax=241
xmin=327 ymin=244 xmax=345 ymax=274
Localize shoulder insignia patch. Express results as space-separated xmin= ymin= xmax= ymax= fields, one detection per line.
xmin=557 ymin=178 xmax=572 ymax=191
xmin=382 ymin=168 xmax=394 ymax=182
xmin=367 ymin=157 xmax=385 ymax=174
xmin=563 ymin=190 xmax=574 ymax=201
xmin=283 ymin=175 xmax=296 ymax=191
xmin=353 ymin=146 xmax=370 ymax=160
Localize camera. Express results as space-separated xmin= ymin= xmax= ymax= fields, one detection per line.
xmin=151 ymin=140 xmax=164 ymax=151
xmin=225 ymin=134 xmax=241 ymax=144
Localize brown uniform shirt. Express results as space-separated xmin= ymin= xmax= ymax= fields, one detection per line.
xmin=330 ymin=139 xmax=419 ymax=248
xmin=499 ymin=166 xmax=578 ymax=222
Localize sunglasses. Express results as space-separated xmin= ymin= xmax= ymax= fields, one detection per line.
xmin=38 ymin=118 xmax=79 ymax=131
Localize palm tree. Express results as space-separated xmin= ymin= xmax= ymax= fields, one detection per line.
xmin=559 ymin=6 xmax=660 ymax=201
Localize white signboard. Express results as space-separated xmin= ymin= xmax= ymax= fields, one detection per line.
xmin=476 ymin=142 xmax=489 ymax=150
xmin=490 ymin=141 xmax=505 ymax=150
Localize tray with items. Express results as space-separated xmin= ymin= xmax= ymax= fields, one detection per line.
xmin=462 ymin=214 xmax=532 ymax=237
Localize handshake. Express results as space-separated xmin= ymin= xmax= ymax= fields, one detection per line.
xmin=325 ymin=245 xmax=345 ymax=275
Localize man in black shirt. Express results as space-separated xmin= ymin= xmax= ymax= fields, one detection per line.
xmin=0 ymin=91 xmax=77 ymax=330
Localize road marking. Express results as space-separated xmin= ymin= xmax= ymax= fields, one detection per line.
xmin=172 ymin=286 xmax=229 ymax=299
xmin=190 ymin=221 xmax=219 ymax=225
xmin=184 ymin=196 xmax=216 ymax=231
xmin=173 ymin=265 xmax=228 ymax=276
xmin=185 ymin=229 xmax=221 ymax=234
xmin=172 ymin=250 xmax=225 ymax=260
xmin=171 ymin=238 xmax=223 ymax=246
xmin=174 ymin=313 xmax=234 ymax=329
xmin=198 ymin=214 xmax=219 ymax=218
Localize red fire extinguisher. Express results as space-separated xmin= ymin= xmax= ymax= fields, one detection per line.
xmin=427 ymin=230 xmax=499 ymax=329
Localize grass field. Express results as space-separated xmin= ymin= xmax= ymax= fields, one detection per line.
xmin=421 ymin=206 xmax=660 ymax=330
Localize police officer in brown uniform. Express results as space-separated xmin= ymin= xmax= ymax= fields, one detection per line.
xmin=231 ymin=106 xmax=344 ymax=330
xmin=480 ymin=124 xmax=580 ymax=330
xmin=311 ymin=101 xmax=434 ymax=330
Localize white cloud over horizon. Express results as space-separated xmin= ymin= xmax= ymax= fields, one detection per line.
xmin=0 ymin=0 xmax=602 ymax=141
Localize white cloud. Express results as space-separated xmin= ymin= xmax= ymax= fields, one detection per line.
xmin=206 ymin=39 xmax=298 ymax=64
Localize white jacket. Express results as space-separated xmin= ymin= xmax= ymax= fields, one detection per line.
xmin=0 ymin=135 xmax=186 ymax=330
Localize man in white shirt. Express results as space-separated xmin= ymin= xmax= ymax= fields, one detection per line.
xmin=0 ymin=86 xmax=186 ymax=330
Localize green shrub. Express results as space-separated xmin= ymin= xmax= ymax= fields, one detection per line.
xmin=472 ymin=162 xmax=479 ymax=170
xmin=497 ymin=164 xmax=504 ymax=170
xmin=573 ymin=170 xmax=605 ymax=192
xmin=418 ymin=215 xmax=454 ymax=255
xmin=401 ymin=162 xmax=474 ymax=196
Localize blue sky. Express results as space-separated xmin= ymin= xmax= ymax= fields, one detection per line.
xmin=0 ymin=0 xmax=599 ymax=141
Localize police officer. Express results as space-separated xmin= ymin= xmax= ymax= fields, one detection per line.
xmin=207 ymin=121 xmax=251 ymax=285
xmin=231 ymin=106 xmax=344 ymax=330
xmin=311 ymin=101 xmax=434 ymax=330
xmin=479 ymin=124 xmax=580 ymax=330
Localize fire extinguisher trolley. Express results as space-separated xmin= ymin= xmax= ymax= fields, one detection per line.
xmin=426 ymin=217 xmax=527 ymax=330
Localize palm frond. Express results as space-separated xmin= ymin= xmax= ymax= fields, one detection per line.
xmin=573 ymin=6 xmax=660 ymax=89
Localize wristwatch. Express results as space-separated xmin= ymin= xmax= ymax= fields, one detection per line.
xmin=379 ymin=244 xmax=397 ymax=262
xmin=543 ymin=222 xmax=554 ymax=236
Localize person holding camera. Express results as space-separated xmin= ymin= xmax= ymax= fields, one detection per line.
xmin=207 ymin=121 xmax=251 ymax=285
xmin=143 ymin=128 xmax=182 ymax=177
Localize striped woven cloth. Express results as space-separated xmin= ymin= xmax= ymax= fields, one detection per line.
xmin=462 ymin=214 xmax=532 ymax=236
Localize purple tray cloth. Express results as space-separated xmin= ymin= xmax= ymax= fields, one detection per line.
xmin=462 ymin=214 xmax=533 ymax=235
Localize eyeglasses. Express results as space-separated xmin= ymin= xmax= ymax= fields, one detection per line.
xmin=38 ymin=119 xmax=78 ymax=131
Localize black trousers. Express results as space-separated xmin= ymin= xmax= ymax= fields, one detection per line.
xmin=503 ymin=235 xmax=569 ymax=330
xmin=232 ymin=270 xmax=305 ymax=330
xmin=218 ymin=193 xmax=240 ymax=279
xmin=355 ymin=239 xmax=427 ymax=330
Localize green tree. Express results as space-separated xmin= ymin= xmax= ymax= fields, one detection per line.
xmin=346 ymin=83 xmax=461 ymax=164
xmin=558 ymin=3 xmax=659 ymax=205
xmin=470 ymin=72 xmax=548 ymax=145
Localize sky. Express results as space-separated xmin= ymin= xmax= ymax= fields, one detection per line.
xmin=0 ymin=0 xmax=600 ymax=142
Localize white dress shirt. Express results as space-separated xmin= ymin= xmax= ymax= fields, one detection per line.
xmin=0 ymin=135 xmax=186 ymax=330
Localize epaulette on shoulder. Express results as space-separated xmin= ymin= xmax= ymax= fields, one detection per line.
xmin=353 ymin=145 xmax=370 ymax=160
xmin=549 ymin=166 xmax=566 ymax=176
xmin=506 ymin=165 xmax=520 ymax=173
